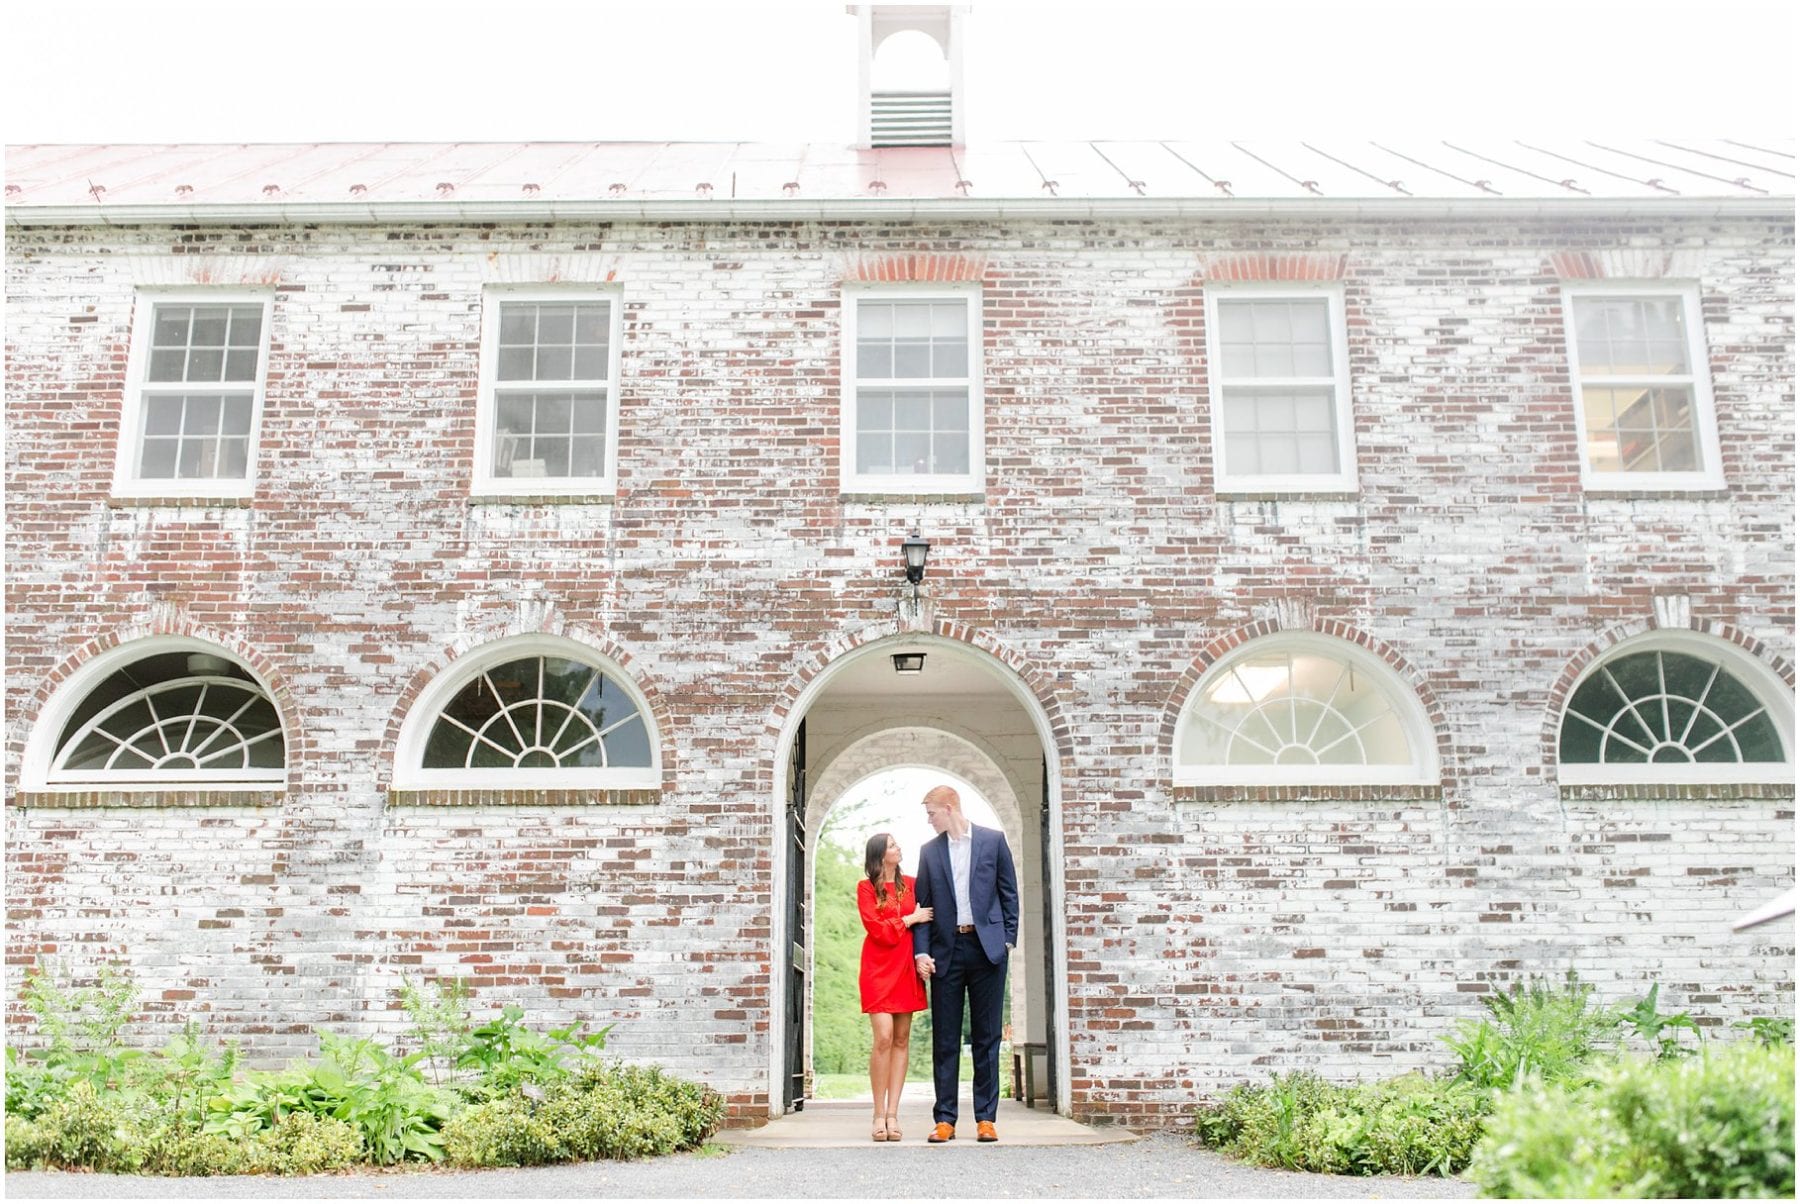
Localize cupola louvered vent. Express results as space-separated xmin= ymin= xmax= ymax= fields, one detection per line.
xmin=871 ymin=90 xmax=954 ymax=146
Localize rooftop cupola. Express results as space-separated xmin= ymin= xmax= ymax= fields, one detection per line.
xmin=853 ymin=4 xmax=965 ymax=147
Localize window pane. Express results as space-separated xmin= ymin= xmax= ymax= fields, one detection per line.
xmin=534 ymin=345 xmax=573 ymax=381
xmin=857 ymin=431 xmax=893 ymax=475
xmin=153 ymin=307 xmax=192 ymax=348
xmin=1223 ymin=433 xmax=1259 ymax=475
xmin=931 ymin=302 xmax=965 ymax=337
xmin=227 ymin=306 xmax=263 ymax=347
xmin=536 ymin=305 xmax=575 ymax=344
xmin=1253 ymin=341 xmax=1295 ymax=377
xmin=139 ymin=438 xmax=178 ymax=478
xmin=1217 ymin=301 xmax=1254 ymax=343
xmin=859 ymin=390 xmax=892 ymax=430
xmin=932 ymin=391 xmax=967 ymax=432
xmin=497 ymin=347 xmax=534 ymax=381
xmin=223 ymin=349 xmax=260 ymax=381
xmin=149 ymin=350 xmax=187 ymax=382
xmin=497 ymin=394 xmax=533 ymax=434
xmin=1256 ymin=434 xmax=1300 ymax=475
xmin=934 ymin=431 xmax=969 ymax=475
xmin=933 ymin=339 xmax=968 ymax=377
xmin=893 ymin=303 xmax=931 ymax=338
xmin=187 ymin=348 xmax=225 ymax=382
xmin=176 ymin=440 xmax=209 ymax=478
xmin=857 ymin=340 xmax=893 ymax=378
xmin=572 ymin=346 xmax=608 ymax=380
xmin=220 ymin=395 xmax=254 ymax=436
xmin=894 ymin=432 xmax=931 ymax=474
xmin=144 ymin=395 xmax=184 ymax=436
xmin=601 ymin=714 xmax=652 ymax=769
xmin=1297 ymin=433 xmax=1338 ymax=474
xmin=893 ymin=391 xmax=931 ymax=430
xmin=573 ymin=304 xmax=610 ymax=347
xmin=190 ymin=307 xmax=229 ymax=347
xmin=536 ymin=438 xmax=571 ymax=477
xmin=218 ymin=438 xmax=250 ymax=478
xmin=499 ymin=306 xmax=536 ymax=344
xmin=892 ymin=339 xmax=931 ymax=377
xmin=569 ymin=435 xmax=606 ymax=476
xmin=1287 ymin=300 xmax=1330 ymax=345
xmin=570 ymin=395 xmax=607 ymax=434
xmin=859 ymin=302 xmax=893 ymax=339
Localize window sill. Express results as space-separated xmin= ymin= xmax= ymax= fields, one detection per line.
xmin=108 ymin=495 xmax=253 ymax=509
xmin=1580 ymin=487 xmax=1731 ymax=501
xmin=385 ymin=787 xmax=661 ymax=807
xmin=839 ymin=492 xmax=986 ymax=505
xmin=1214 ymin=490 xmax=1361 ymax=503
xmin=1559 ymin=781 xmax=1795 ymax=802
xmin=13 ymin=788 xmax=284 ymax=808
xmin=1171 ymin=783 xmax=1443 ymax=803
xmin=466 ymin=494 xmax=616 ymax=507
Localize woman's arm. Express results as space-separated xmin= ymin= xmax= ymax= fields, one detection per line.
xmin=856 ymin=880 xmax=905 ymax=945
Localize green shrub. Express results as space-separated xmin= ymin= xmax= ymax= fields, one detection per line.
xmin=443 ymin=1061 xmax=725 ymax=1169
xmin=9 ymin=1079 xmax=143 ymax=1172
xmin=1469 ymin=1040 xmax=1795 ymax=1198
xmin=1737 ymin=1015 xmax=1795 ymax=1048
xmin=1444 ymin=971 xmax=1624 ymax=1090
xmin=1193 ymin=1070 xmax=1487 ymax=1177
xmin=252 ymin=1111 xmax=366 ymax=1176
xmin=441 ymin=1096 xmax=564 ymax=1168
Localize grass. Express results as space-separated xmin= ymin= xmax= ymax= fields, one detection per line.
xmin=811 ymin=1051 xmax=1013 ymax=1100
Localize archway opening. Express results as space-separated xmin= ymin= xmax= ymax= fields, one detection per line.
xmin=774 ymin=633 xmax=1065 ymax=1116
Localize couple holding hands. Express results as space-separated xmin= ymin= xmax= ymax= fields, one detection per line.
xmin=854 ymin=784 xmax=1019 ymax=1144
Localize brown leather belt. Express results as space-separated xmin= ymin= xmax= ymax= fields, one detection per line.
xmin=956 ymin=924 xmax=976 ymax=933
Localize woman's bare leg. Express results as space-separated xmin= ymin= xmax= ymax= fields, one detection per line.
xmin=885 ymin=1013 xmax=913 ymax=1130
xmin=869 ymin=1012 xmax=896 ymax=1130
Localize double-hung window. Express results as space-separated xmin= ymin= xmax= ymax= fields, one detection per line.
xmin=1206 ymin=286 xmax=1356 ymax=493
xmin=115 ymin=291 xmax=272 ymax=499
xmin=1562 ymin=284 xmax=1723 ymax=491
xmin=843 ymin=287 xmax=982 ymax=494
xmin=476 ymin=289 xmax=622 ymax=496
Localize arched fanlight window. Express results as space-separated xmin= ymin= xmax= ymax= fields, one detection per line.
xmin=1558 ymin=635 xmax=1792 ymax=784
xmin=47 ymin=649 xmax=284 ymax=786
xmin=1175 ymin=634 xmax=1436 ymax=785
xmin=395 ymin=638 xmax=659 ymax=790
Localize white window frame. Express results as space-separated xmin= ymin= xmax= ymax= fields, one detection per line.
xmin=20 ymin=636 xmax=288 ymax=793
xmin=1556 ymin=630 xmax=1793 ymax=786
xmin=841 ymin=283 xmax=984 ymax=495
xmin=112 ymin=289 xmax=274 ymax=501
xmin=473 ymin=286 xmax=625 ymax=498
xmin=1560 ymin=281 xmax=1725 ymax=493
xmin=1173 ymin=632 xmax=1437 ymax=787
xmin=1205 ymin=283 xmax=1357 ymax=495
xmin=391 ymin=634 xmax=661 ymax=791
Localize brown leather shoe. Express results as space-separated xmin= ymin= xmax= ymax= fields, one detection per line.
xmin=927 ymin=1122 xmax=955 ymax=1143
xmin=976 ymin=1121 xmax=998 ymax=1143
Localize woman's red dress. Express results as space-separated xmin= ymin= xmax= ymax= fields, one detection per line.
xmin=857 ymin=876 xmax=928 ymax=1014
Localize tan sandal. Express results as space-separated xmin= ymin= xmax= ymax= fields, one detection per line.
xmin=885 ymin=1115 xmax=902 ymax=1141
xmin=871 ymin=1116 xmax=888 ymax=1142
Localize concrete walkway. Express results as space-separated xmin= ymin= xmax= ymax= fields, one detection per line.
xmin=722 ymin=1095 xmax=1135 ymax=1147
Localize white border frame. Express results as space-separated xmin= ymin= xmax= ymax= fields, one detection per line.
xmin=1172 ymin=632 xmax=1438 ymax=787
xmin=1205 ymin=282 xmax=1358 ymax=495
xmin=21 ymin=635 xmax=289 ymax=793
xmin=472 ymin=286 xmax=625 ymax=498
xmin=1557 ymin=630 xmax=1793 ymax=785
xmin=840 ymin=282 xmax=985 ymax=496
xmin=1559 ymin=281 xmax=1726 ymax=493
xmin=391 ymin=634 xmax=661 ymax=791
xmin=112 ymin=289 xmax=274 ymax=501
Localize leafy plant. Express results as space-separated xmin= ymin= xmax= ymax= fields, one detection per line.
xmin=456 ymin=1003 xmax=611 ymax=1098
xmin=399 ymin=976 xmax=473 ymax=1085
xmin=15 ymin=960 xmax=147 ymax=1097
xmin=1469 ymin=1041 xmax=1795 ymax=1198
xmin=1193 ymin=1071 xmax=1487 ymax=1177
xmin=1621 ymin=983 xmax=1702 ymax=1061
xmin=1736 ymin=1015 xmax=1795 ymax=1048
xmin=1443 ymin=970 xmax=1623 ymax=1090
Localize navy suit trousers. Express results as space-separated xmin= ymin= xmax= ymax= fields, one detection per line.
xmin=931 ymin=929 xmax=1008 ymax=1124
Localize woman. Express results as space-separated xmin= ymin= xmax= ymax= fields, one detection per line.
xmin=856 ymin=831 xmax=932 ymax=1142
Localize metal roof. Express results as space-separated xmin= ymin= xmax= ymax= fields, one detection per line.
xmin=6 ymin=140 xmax=1792 ymax=223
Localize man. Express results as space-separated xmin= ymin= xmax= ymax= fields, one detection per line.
xmin=911 ymin=783 xmax=1019 ymax=1143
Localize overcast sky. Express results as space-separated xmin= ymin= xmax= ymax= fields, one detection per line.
xmin=4 ymin=0 xmax=1794 ymax=145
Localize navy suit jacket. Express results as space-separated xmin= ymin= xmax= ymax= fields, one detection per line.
xmin=911 ymin=824 xmax=1019 ymax=966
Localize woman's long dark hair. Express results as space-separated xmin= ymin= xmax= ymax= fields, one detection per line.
xmin=863 ymin=831 xmax=906 ymax=907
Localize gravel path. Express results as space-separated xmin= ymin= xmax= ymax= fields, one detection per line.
xmin=7 ymin=1133 xmax=1477 ymax=1199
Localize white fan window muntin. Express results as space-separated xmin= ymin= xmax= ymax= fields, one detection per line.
xmin=423 ymin=655 xmax=649 ymax=771
xmin=1558 ymin=632 xmax=1793 ymax=785
xmin=29 ymin=640 xmax=287 ymax=790
xmin=1176 ymin=635 xmax=1435 ymax=786
xmin=394 ymin=636 xmax=660 ymax=790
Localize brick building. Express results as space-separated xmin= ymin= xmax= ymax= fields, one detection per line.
xmin=5 ymin=16 xmax=1795 ymax=1126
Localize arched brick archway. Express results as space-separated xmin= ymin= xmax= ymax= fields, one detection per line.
xmin=764 ymin=623 xmax=1072 ymax=1120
